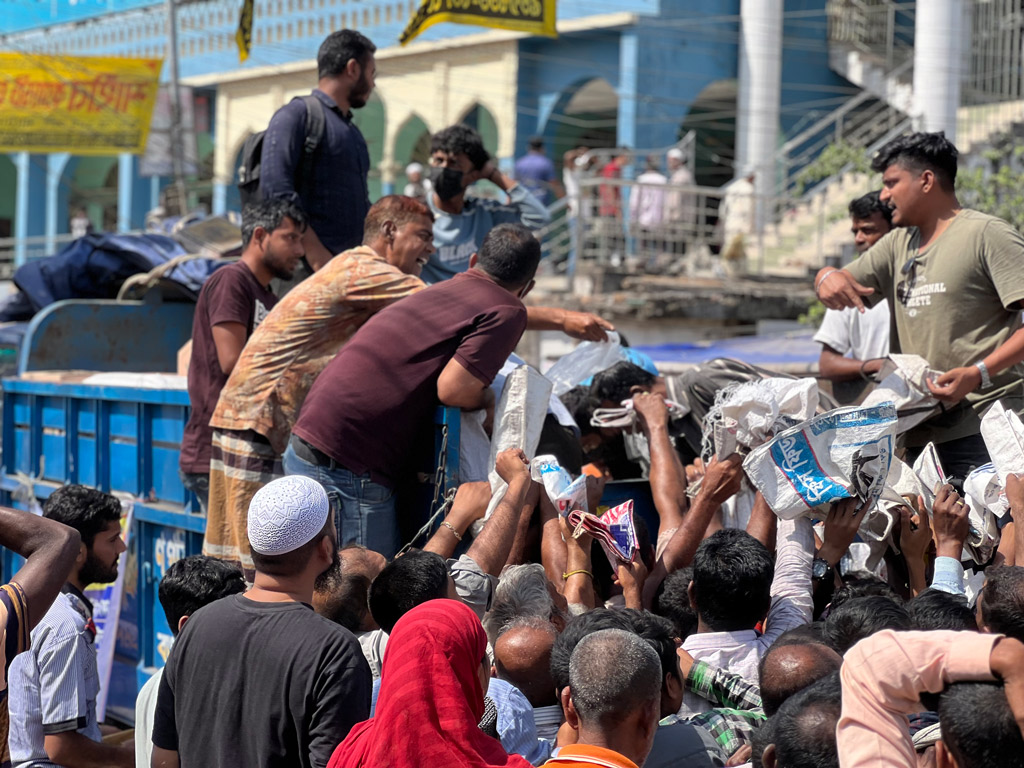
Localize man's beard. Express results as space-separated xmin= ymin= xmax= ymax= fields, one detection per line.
xmin=349 ymin=73 xmax=371 ymax=109
xmin=79 ymin=551 xmax=119 ymax=586
xmin=314 ymin=544 xmax=342 ymax=593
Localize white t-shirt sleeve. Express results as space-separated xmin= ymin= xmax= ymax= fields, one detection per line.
xmin=813 ymin=308 xmax=853 ymax=354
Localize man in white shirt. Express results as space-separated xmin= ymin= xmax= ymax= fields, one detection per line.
xmin=813 ymin=191 xmax=893 ymax=403
xmin=630 ymin=155 xmax=668 ymax=266
xmin=664 ymin=148 xmax=695 ymax=255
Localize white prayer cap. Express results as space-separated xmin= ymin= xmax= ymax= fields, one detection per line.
xmin=247 ymin=475 xmax=330 ymax=556
xmin=406 ymin=162 xmax=423 ymax=175
xmin=666 ymin=148 xmax=685 ymax=162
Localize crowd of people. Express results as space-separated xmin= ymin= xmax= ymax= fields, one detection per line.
xmin=2 ymin=28 xmax=1024 ymax=768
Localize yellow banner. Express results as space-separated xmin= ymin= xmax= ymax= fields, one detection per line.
xmin=236 ymin=0 xmax=254 ymax=63
xmin=0 ymin=53 xmax=163 ymax=155
xmin=400 ymin=0 xmax=556 ymax=45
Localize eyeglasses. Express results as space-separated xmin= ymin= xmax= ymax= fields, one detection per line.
xmin=895 ymin=253 xmax=918 ymax=306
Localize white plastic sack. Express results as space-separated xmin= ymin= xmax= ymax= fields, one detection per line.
xmin=743 ymin=403 xmax=898 ymax=520
xmin=531 ymin=455 xmax=588 ymax=516
xmin=544 ymin=331 xmax=625 ymax=396
xmin=980 ymin=400 xmax=1024 ymax=486
xmin=961 ymin=463 xmax=1003 ymax=565
xmin=703 ymin=377 xmax=819 ymax=459
xmin=483 ymin=365 xmax=554 ymax=520
xmin=862 ymin=354 xmax=942 ymax=434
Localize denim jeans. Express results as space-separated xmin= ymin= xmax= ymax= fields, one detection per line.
xmin=282 ymin=442 xmax=399 ymax=556
xmin=180 ymin=470 xmax=210 ymax=515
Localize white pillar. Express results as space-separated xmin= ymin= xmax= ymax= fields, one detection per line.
xmin=913 ymin=0 xmax=964 ymax=142
xmin=736 ymin=0 xmax=782 ymax=234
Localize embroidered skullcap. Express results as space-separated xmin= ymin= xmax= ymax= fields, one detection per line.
xmin=247 ymin=475 xmax=329 ymax=556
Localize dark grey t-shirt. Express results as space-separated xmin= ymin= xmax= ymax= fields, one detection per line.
xmin=152 ymin=594 xmax=371 ymax=768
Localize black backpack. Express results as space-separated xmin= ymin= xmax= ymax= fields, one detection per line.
xmin=237 ymin=94 xmax=326 ymax=208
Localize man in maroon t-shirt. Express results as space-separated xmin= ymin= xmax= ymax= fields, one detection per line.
xmin=285 ymin=223 xmax=541 ymax=555
xmin=179 ymin=200 xmax=307 ymax=512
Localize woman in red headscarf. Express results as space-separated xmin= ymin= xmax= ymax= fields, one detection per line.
xmin=328 ymin=598 xmax=533 ymax=768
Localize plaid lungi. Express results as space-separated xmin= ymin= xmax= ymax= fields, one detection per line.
xmin=202 ymin=428 xmax=283 ymax=580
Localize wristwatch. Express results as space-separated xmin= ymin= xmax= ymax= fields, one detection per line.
xmin=812 ymin=557 xmax=835 ymax=581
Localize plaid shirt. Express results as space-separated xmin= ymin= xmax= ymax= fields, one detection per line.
xmin=679 ymin=659 xmax=766 ymax=757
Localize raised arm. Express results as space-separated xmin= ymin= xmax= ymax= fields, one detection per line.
xmin=642 ymin=454 xmax=743 ymax=608
xmin=465 ymin=449 xmax=533 ymax=576
xmin=633 ymin=392 xmax=689 ymax=537
xmin=2 ymin=507 xmax=81 ymax=632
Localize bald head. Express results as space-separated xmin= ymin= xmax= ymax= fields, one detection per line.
xmin=494 ymin=617 xmax=559 ymax=708
xmin=759 ymin=642 xmax=842 ymax=716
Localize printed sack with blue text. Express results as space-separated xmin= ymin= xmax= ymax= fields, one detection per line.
xmin=743 ymin=403 xmax=899 ymax=519
xmin=567 ymin=500 xmax=639 ymax=565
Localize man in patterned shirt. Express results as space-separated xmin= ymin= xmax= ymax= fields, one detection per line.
xmin=0 ymin=507 xmax=80 ymax=768
xmin=205 ymin=195 xmax=612 ymax=575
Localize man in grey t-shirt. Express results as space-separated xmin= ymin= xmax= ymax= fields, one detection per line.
xmin=815 ymin=132 xmax=1024 ymax=481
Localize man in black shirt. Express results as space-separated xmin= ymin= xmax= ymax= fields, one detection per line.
xmin=151 ymin=476 xmax=371 ymax=768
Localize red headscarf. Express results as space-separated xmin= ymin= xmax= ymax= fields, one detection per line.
xmin=329 ymin=599 xmax=533 ymax=768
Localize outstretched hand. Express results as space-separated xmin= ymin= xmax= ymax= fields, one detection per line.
xmin=926 ymin=366 xmax=981 ymax=404
xmin=815 ymin=268 xmax=874 ymax=312
xmin=562 ymin=311 xmax=615 ymax=341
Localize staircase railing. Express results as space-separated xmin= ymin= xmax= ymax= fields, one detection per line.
xmin=826 ymin=0 xmax=915 ymax=71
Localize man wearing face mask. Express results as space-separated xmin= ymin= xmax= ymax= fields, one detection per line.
xmin=422 ymin=124 xmax=551 ymax=284
xmin=261 ymin=30 xmax=376 ymax=275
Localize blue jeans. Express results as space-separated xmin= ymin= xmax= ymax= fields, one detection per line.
xmin=282 ymin=442 xmax=399 ymax=556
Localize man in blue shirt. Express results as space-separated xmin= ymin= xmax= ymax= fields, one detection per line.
xmin=515 ymin=136 xmax=560 ymax=206
xmin=423 ymin=125 xmax=551 ymax=284
xmin=260 ymin=30 xmax=376 ymax=273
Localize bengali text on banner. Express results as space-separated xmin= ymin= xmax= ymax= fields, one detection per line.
xmin=0 ymin=53 xmax=163 ymax=155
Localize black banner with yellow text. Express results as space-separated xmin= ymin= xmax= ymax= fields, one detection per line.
xmin=400 ymin=0 xmax=556 ymax=45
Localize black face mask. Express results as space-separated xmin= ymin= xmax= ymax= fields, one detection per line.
xmin=429 ymin=166 xmax=465 ymax=201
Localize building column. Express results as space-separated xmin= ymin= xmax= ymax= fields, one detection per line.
xmin=736 ymin=0 xmax=783 ymax=234
xmin=45 ymin=153 xmax=72 ymax=254
xmin=616 ymin=32 xmax=639 ymax=154
xmin=212 ymin=182 xmax=227 ymax=215
xmin=13 ymin=152 xmax=46 ymax=267
xmin=117 ymin=153 xmax=135 ymax=232
xmin=914 ymin=0 xmax=964 ymax=141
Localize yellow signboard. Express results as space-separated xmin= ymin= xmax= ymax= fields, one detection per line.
xmin=0 ymin=53 xmax=163 ymax=155
xmin=400 ymin=0 xmax=556 ymax=45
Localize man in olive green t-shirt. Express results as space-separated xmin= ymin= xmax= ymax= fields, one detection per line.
xmin=814 ymin=131 xmax=1024 ymax=483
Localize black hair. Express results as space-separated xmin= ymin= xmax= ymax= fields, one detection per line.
xmin=476 ymin=223 xmax=540 ymax=288
xmin=368 ymin=549 xmax=449 ymax=633
xmin=317 ymin=29 xmax=376 ymax=79
xmin=908 ymin=588 xmax=977 ymax=632
xmin=314 ymin=566 xmax=371 ymax=632
xmin=848 ymin=190 xmax=893 ymax=226
xmin=749 ymin=715 xmax=774 ymax=768
xmin=550 ymin=608 xmax=633 ymax=692
xmin=622 ymin=609 xmax=680 ymax=687
xmin=772 ymin=622 xmax=828 ymax=646
xmin=560 ymin=385 xmax=601 ymax=438
xmin=980 ymin=565 xmax=1024 ymax=642
xmin=250 ymin=516 xmax=333 ymax=578
xmin=241 ymin=198 xmax=307 ymax=249
xmin=772 ymin=673 xmax=842 ymax=768
xmin=870 ymin=131 xmax=959 ymax=191
xmin=430 ymin=124 xmax=490 ymax=170
xmin=830 ymin=573 xmax=904 ymax=611
xmin=590 ymin=361 xmax=657 ymax=405
xmin=939 ymin=682 xmax=1024 ymax=768
xmin=823 ymin=595 xmax=911 ymax=653
xmin=692 ymin=529 xmax=774 ymax=632
xmin=528 ymin=136 xmax=544 ymax=151
xmin=653 ymin=567 xmax=698 ymax=641
xmin=158 ymin=555 xmax=246 ymax=636
xmin=43 ymin=485 xmax=123 ymax=547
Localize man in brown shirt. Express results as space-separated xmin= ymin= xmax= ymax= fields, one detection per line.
xmin=179 ymin=200 xmax=306 ymax=513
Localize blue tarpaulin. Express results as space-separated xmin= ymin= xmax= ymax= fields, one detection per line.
xmin=633 ymin=331 xmax=820 ymax=368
